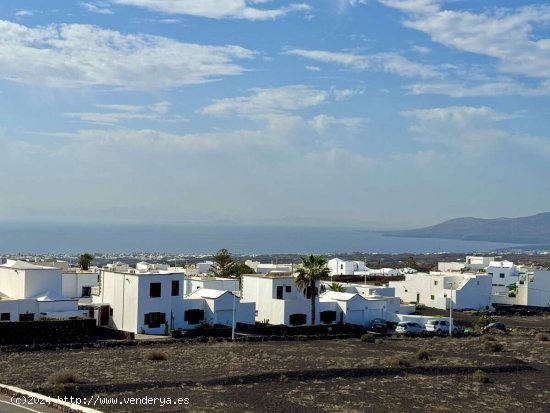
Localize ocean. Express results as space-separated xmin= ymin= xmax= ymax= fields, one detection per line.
xmin=0 ymin=222 xmax=520 ymax=255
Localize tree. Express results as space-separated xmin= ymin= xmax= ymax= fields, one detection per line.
xmin=231 ymin=262 xmax=256 ymax=277
xmin=209 ymin=249 xmax=234 ymax=278
xmin=327 ymin=282 xmax=345 ymax=293
xmin=78 ymin=253 xmax=94 ymax=271
xmin=405 ymin=255 xmax=418 ymax=270
xmin=295 ymin=255 xmax=331 ymax=325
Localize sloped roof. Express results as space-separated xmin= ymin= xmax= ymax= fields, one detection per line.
xmin=321 ymin=291 xmax=364 ymax=302
xmin=2 ymin=260 xmax=46 ymax=270
xmin=188 ymin=288 xmax=232 ymax=299
xmin=33 ymin=290 xmax=75 ymax=302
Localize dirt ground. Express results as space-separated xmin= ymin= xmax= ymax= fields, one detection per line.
xmin=1 ymin=322 xmax=549 ymax=413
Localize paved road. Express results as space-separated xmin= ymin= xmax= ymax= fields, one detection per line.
xmin=0 ymin=395 xmax=61 ymax=413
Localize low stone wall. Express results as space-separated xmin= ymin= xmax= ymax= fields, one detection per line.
xmin=0 ymin=319 xmax=96 ymax=346
xmin=236 ymin=322 xmax=369 ymax=336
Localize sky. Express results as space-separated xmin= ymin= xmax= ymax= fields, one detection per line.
xmin=0 ymin=0 xmax=549 ymax=230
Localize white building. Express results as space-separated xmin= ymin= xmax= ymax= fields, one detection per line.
xmin=368 ymin=268 xmax=401 ymax=277
xmin=389 ymin=272 xmax=492 ymax=311
xmin=327 ymin=258 xmax=369 ymax=276
xmin=437 ymin=256 xmax=494 ymax=272
xmin=492 ymin=269 xmax=550 ymax=308
xmin=92 ymin=264 xmax=255 ymax=334
xmin=62 ymin=269 xmax=99 ymax=304
xmin=183 ymin=275 xmax=239 ymax=296
xmin=245 ymin=260 xmax=293 ymax=274
xmin=242 ymin=272 xmax=332 ymax=325
xmin=186 ymin=289 xmax=255 ymax=327
xmin=0 ymin=260 xmax=86 ymax=321
xmin=487 ymin=260 xmax=518 ymax=297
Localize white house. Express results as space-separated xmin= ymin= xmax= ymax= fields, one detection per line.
xmin=186 ymin=289 xmax=255 ymax=326
xmin=487 ymin=260 xmax=518 ymax=297
xmin=62 ymin=269 xmax=99 ymax=304
xmin=245 ymin=260 xmax=293 ymax=274
xmin=183 ymin=275 xmax=239 ymax=296
xmin=437 ymin=256 xmax=494 ymax=272
xmin=368 ymin=268 xmax=401 ymax=277
xmin=389 ymin=271 xmax=492 ymax=311
xmin=92 ymin=263 xmax=255 ymax=334
xmin=327 ymin=258 xmax=369 ymax=276
xmin=492 ymin=269 xmax=550 ymax=308
xmin=0 ymin=260 xmax=86 ymax=321
xmin=241 ymin=272 xmax=333 ymax=325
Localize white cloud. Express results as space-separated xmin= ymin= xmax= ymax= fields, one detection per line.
xmin=331 ymin=88 xmax=365 ymax=100
xmin=110 ymin=0 xmax=311 ymax=20
xmin=401 ymin=106 xmax=550 ymax=157
xmin=308 ymin=114 xmax=364 ymax=134
xmin=305 ymin=65 xmax=321 ymax=71
xmin=411 ymin=45 xmax=430 ymax=54
xmin=285 ymin=48 xmax=440 ymax=78
xmin=64 ymin=101 xmax=186 ymax=125
xmin=0 ymin=20 xmax=255 ymax=89
xmin=406 ymin=80 xmax=550 ymax=97
xmin=81 ymin=2 xmax=114 ymax=14
xmin=380 ymin=1 xmax=550 ymax=80
xmin=200 ymin=85 xmax=329 ymax=119
xmin=15 ymin=10 xmax=33 ymax=18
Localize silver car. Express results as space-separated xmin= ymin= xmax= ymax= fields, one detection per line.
xmin=395 ymin=321 xmax=424 ymax=336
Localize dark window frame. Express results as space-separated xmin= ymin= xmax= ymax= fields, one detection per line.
xmin=150 ymin=282 xmax=162 ymax=298
xmin=171 ymin=280 xmax=180 ymax=297
xmin=0 ymin=313 xmax=10 ymax=321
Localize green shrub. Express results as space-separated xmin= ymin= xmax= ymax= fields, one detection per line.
xmin=416 ymin=349 xmax=430 ymax=360
xmin=360 ymin=333 xmax=376 ymax=343
xmin=375 ymin=338 xmax=384 ymax=344
xmin=472 ymin=369 xmax=490 ymax=383
xmin=279 ymin=374 xmax=290 ymax=383
xmin=47 ymin=370 xmax=78 ymax=385
xmin=535 ymin=333 xmax=549 ymax=341
xmin=482 ymin=341 xmax=503 ymax=352
xmin=146 ymin=350 xmax=168 ymax=361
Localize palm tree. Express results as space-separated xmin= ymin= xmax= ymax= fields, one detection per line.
xmin=327 ymin=282 xmax=345 ymax=292
xmin=295 ymin=255 xmax=331 ymax=325
xmin=78 ymin=253 xmax=94 ymax=271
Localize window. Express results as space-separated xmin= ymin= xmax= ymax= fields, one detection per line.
xmin=184 ymin=309 xmax=204 ymax=325
xmin=285 ymin=286 xmax=291 ymax=293
xmin=500 ymin=273 xmax=505 ymax=278
xmin=430 ymin=295 xmax=435 ymax=300
xmin=171 ymin=280 xmax=180 ymax=296
xmin=0 ymin=313 xmax=10 ymax=321
xmin=434 ymin=281 xmax=438 ymax=286
xmin=19 ymin=313 xmax=34 ymax=321
xmin=109 ymin=308 xmax=113 ymax=316
xmin=81 ymin=286 xmax=92 ymax=297
xmin=144 ymin=312 xmax=166 ymax=328
xmin=488 ymin=272 xmax=493 ymax=276
xmin=320 ymin=311 xmax=336 ymax=324
xmin=289 ymin=313 xmax=307 ymax=326
xmin=276 ymin=286 xmax=283 ymax=300
xmin=150 ymin=282 xmax=161 ymax=298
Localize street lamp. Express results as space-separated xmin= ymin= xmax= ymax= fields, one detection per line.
xmin=449 ymin=281 xmax=457 ymax=337
xmin=231 ymin=288 xmax=236 ymax=341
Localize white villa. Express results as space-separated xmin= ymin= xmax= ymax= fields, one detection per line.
xmin=0 ymin=260 xmax=86 ymax=322
xmin=242 ymin=272 xmax=414 ymax=327
xmin=437 ymin=256 xmax=494 ymax=273
xmin=245 ymin=260 xmax=294 ymax=274
xmin=183 ymin=275 xmax=239 ymax=296
xmin=91 ymin=263 xmax=254 ymax=334
xmin=327 ymin=258 xmax=369 ymax=276
xmin=389 ymin=271 xmax=492 ymax=311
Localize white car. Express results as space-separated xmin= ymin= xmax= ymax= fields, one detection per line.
xmin=425 ymin=319 xmax=459 ymax=335
xmin=395 ymin=321 xmax=424 ymax=336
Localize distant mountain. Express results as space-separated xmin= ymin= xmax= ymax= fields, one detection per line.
xmin=384 ymin=212 xmax=550 ymax=244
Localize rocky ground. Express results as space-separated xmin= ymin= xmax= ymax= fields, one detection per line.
xmin=1 ymin=319 xmax=549 ymax=413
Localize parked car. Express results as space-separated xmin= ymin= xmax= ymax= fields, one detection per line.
xmin=425 ymin=319 xmax=459 ymax=335
xmin=369 ymin=318 xmax=388 ymax=333
xmin=481 ymin=322 xmax=506 ymax=333
xmin=395 ymin=321 xmax=424 ymax=336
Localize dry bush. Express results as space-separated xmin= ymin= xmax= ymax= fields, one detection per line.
xmin=383 ymin=355 xmax=411 ymax=367
xmin=52 ymin=383 xmax=79 ymax=397
xmin=361 ymin=333 xmax=376 ymax=343
xmin=482 ymin=341 xmax=503 ymax=352
xmin=472 ymin=369 xmax=490 ymax=383
xmin=146 ymin=350 xmax=168 ymax=361
xmin=481 ymin=335 xmax=496 ymax=342
xmin=416 ymin=349 xmax=430 ymax=360
xmin=535 ymin=333 xmax=549 ymax=342
xmin=47 ymin=370 xmax=78 ymax=385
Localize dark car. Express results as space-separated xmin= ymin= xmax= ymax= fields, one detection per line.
xmin=369 ymin=318 xmax=388 ymax=333
xmin=481 ymin=322 xmax=506 ymax=333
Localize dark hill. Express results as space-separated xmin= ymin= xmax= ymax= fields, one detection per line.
xmin=385 ymin=212 xmax=550 ymax=244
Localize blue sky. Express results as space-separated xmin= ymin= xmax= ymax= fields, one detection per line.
xmin=0 ymin=0 xmax=549 ymax=229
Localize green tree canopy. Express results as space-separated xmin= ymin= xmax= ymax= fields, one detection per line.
xmin=231 ymin=262 xmax=256 ymax=277
xmin=209 ymin=248 xmax=234 ymax=278
xmin=327 ymin=282 xmax=345 ymax=293
xmin=295 ymin=254 xmax=331 ymax=325
xmin=78 ymin=253 xmax=94 ymax=271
